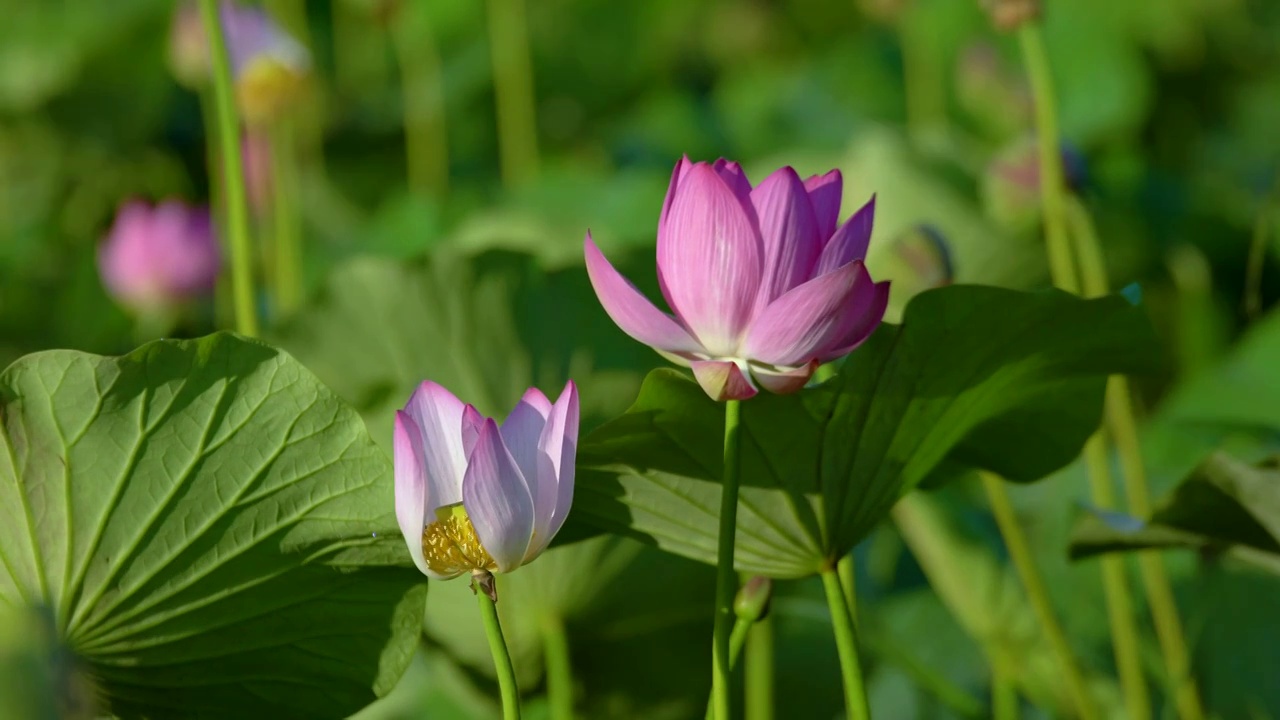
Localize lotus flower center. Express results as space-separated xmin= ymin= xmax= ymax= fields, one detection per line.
xmin=421 ymin=503 xmax=496 ymax=576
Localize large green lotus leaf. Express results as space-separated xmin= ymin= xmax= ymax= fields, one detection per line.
xmin=1068 ymin=452 xmax=1280 ymax=575
xmin=569 ymin=285 xmax=1159 ymax=577
xmin=0 ymin=333 xmax=426 ymax=718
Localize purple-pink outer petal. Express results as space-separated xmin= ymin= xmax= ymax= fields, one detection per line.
xmin=393 ymin=411 xmax=433 ymax=577
xmin=804 ymin=170 xmax=843 ymax=240
xmin=824 ymin=280 xmax=891 ymax=361
xmin=402 ymin=381 xmax=468 ymax=511
xmin=750 ymin=360 xmax=818 ymax=395
xmin=741 ymin=260 xmax=876 ymax=367
xmin=752 ymin=166 xmax=822 ymax=307
xmin=816 ymin=195 xmax=875 ymax=275
xmin=584 ymin=232 xmax=706 ymax=356
xmin=463 ymin=419 xmax=536 ymax=573
xmin=530 ymin=381 xmax=578 ymax=557
xmin=656 ymin=163 xmax=764 ymax=356
xmin=499 ymin=388 xmax=555 ymax=549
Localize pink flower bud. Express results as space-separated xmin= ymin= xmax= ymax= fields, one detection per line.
xmin=97 ymin=200 xmax=220 ymax=315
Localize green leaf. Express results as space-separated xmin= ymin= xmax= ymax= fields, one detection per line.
xmin=571 ymin=285 xmax=1159 ymax=577
xmin=1068 ymin=452 xmax=1280 ymax=575
xmin=0 ymin=333 xmax=426 ymax=718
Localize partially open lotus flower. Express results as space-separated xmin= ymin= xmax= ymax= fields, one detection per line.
xmin=585 ymin=157 xmax=890 ymax=401
xmin=394 ymin=381 xmax=579 ymax=582
xmin=218 ymin=1 xmax=310 ymax=125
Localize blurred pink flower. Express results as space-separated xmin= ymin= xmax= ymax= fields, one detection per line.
xmin=98 ymin=200 xmax=220 ymax=315
xmin=585 ymin=157 xmax=890 ymax=401
xmin=395 ymin=381 xmax=579 ymax=580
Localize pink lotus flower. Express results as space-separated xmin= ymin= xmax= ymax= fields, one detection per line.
xmin=585 ymin=158 xmax=890 ymax=401
xmin=98 ymin=200 xmax=221 ymax=315
xmin=394 ymin=381 xmax=579 ymax=580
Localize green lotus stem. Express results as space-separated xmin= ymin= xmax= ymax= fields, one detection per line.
xmin=1017 ymin=24 xmax=1079 ymax=294
xmin=1064 ymin=196 xmax=1206 ymax=720
xmin=1244 ymin=195 xmax=1273 ymax=320
xmin=703 ymin=617 xmax=755 ymax=720
xmin=198 ymin=87 xmax=233 ymax=330
xmin=837 ymin=553 xmax=857 ymax=622
xmin=390 ymin=4 xmax=450 ymax=199
xmin=745 ymin=615 xmax=775 ymax=720
xmin=710 ymin=398 xmax=744 ymax=720
xmin=475 ymin=574 xmax=522 ymax=720
xmin=821 ymin=568 xmax=870 ymax=720
xmin=990 ymin=656 xmax=1019 ymax=720
xmin=1081 ymin=435 xmax=1151 ymax=720
xmin=978 ymin=472 xmax=1098 ymax=720
xmin=270 ymin=120 xmax=303 ymax=317
xmin=486 ymin=0 xmax=539 ymax=187
xmin=1105 ymin=377 xmax=1205 ymax=720
xmin=199 ymin=0 xmax=259 ymax=338
xmin=541 ymin=615 xmax=574 ymax=720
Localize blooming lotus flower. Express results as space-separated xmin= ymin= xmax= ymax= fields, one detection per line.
xmin=395 ymin=381 xmax=579 ymax=581
xmin=98 ymin=200 xmax=220 ymax=315
xmin=585 ymin=158 xmax=890 ymax=401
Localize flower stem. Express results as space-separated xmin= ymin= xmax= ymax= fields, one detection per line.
xmin=541 ymin=615 xmax=574 ymax=720
xmin=1017 ymin=24 xmax=1079 ymax=294
xmin=821 ymin=568 xmax=870 ymax=720
xmin=703 ymin=617 xmax=756 ymax=720
xmin=711 ymin=399 xmax=744 ymax=720
xmin=269 ymin=120 xmax=303 ymax=317
xmin=745 ymin=614 xmax=774 ymax=720
xmin=390 ymin=3 xmax=450 ymax=200
xmin=1064 ymin=196 xmax=1206 ymax=720
xmin=1106 ymin=377 xmax=1205 ymax=720
xmin=474 ymin=573 xmax=522 ymax=720
xmin=979 ymin=471 xmax=1098 ymax=720
xmin=485 ymin=0 xmax=539 ymax=188
xmin=990 ymin=656 xmax=1019 ymax=720
xmin=199 ymin=0 xmax=259 ymax=338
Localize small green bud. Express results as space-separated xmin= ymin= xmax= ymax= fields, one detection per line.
xmin=733 ymin=576 xmax=773 ymax=623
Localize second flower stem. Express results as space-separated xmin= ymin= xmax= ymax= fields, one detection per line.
xmin=711 ymin=399 xmax=743 ymax=720
xmin=198 ymin=0 xmax=259 ymax=338
xmin=821 ymin=568 xmax=870 ymax=720
xmin=270 ymin=121 xmax=302 ymax=317
xmin=541 ymin=614 xmax=574 ymax=720
xmin=474 ymin=573 xmax=522 ymax=720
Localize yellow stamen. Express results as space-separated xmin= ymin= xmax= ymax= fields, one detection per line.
xmin=421 ymin=503 xmax=496 ymax=576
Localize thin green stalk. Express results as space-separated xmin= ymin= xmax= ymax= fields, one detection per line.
xmin=990 ymin=656 xmax=1019 ymax=720
xmin=821 ymin=569 xmax=870 ymax=720
xmin=837 ymin=553 xmax=857 ymax=624
xmin=1066 ymin=196 xmax=1206 ymax=720
xmin=1105 ymin=378 xmax=1205 ymax=720
xmin=1016 ymin=24 xmax=1079 ymax=294
xmin=198 ymin=87 xmax=233 ymax=330
xmin=199 ymin=0 xmax=259 ymax=337
xmin=541 ymin=615 xmax=574 ymax=720
xmin=1082 ymin=436 xmax=1152 ymax=720
xmin=979 ymin=472 xmax=1098 ymax=720
xmin=704 ymin=617 xmax=755 ymax=720
xmin=269 ymin=121 xmax=302 ymax=317
xmin=711 ymin=399 xmax=744 ymax=720
xmin=474 ymin=574 xmax=521 ymax=720
xmin=390 ymin=4 xmax=450 ymax=199
xmin=745 ymin=615 xmax=774 ymax=720
xmin=898 ymin=6 xmax=947 ymax=145
xmin=1244 ymin=181 xmax=1277 ymax=320
xmin=485 ymin=0 xmax=539 ymax=187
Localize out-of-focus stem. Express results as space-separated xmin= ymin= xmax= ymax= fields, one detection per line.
xmin=898 ymin=8 xmax=947 ymax=145
xmin=1065 ymin=196 xmax=1206 ymax=720
xmin=541 ymin=614 xmax=574 ymax=720
xmin=710 ymin=399 xmax=744 ymax=720
xmin=390 ymin=5 xmax=450 ymax=199
xmin=745 ymin=614 xmax=775 ymax=720
xmin=979 ymin=472 xmax=1098 ymax=720
xmin=1017 ymin=25 xmax=1078 ymax=294
xmin=198 ymin=88 xmax=232 ymax=330
xmin=990 ymin=655 xmax=1019 ymax=720
xmin=269 ymin=121 xmax=302 ymax=317
xmin=486 ymin=0 xmax=540 ymax=187
xmin=199 ymin=0 xmax=259 ymax=338
xmin=1106 ymin=378 xmax=1205 ymax=720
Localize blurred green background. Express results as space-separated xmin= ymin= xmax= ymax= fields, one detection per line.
xmin=2 ymin=0 xmax=1279 ymax=718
